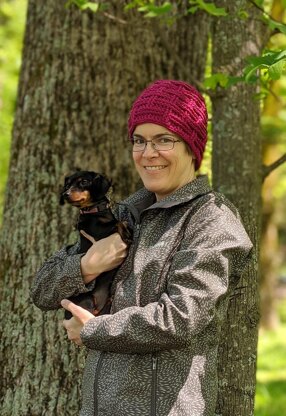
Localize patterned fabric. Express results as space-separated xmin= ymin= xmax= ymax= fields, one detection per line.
xmin=128 ymin=80 xmax=208 ymax=170
xmin=31 ymin=175 xmax=253 ymax=416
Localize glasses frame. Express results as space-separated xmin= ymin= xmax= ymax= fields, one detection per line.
xmin=131 ymin=137 xmax=181 ymax=152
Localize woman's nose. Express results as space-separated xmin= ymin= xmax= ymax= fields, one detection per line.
xmin=142 ymin=142 xmax=159 ymax=157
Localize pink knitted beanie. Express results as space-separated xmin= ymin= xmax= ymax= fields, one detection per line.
xmin=128 ymin=80 xmax=208 ymax=170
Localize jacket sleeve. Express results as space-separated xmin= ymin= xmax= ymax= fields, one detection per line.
xmin=31 ymin=242 xmax=95 ymax=311
xmin=80 ymin=205 xmax=253 ymax=354
xmin=31 ymin=204 xmax=127 ymax=311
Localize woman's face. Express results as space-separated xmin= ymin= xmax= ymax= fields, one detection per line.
xmin=132 ymin=123 xmax=196 ymax=201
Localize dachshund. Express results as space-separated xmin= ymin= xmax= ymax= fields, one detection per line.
xmin=60 ymin=170 xmax=132 ymax=319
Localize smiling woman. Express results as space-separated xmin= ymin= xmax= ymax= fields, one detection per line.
xmin=32 ymin=79 xmax=253 ymax=416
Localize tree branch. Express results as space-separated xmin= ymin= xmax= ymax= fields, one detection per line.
xmin=102 ymin=12 xmax=127 ymax=25
xmin=262 ymin=153 xmax=286 ymax=180
xmin=248 ymin=0 xmax=266 ymax=14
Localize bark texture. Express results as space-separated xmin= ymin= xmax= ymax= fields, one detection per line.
xmin=0 ymin=1 xmax=209 ymax=414
xmin=259 ymin=0 xmax=285 ymax=330
xmin=211 ymin=1 xmax=265 ymax=414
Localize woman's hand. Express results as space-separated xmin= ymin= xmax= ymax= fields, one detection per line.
xmin=61 ymin=299 xmax=94 ymax=346
xmin=80 ymin=230 xmax=128 ymax=284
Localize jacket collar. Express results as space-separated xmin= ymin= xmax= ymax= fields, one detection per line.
xmin=121 ymin=175 xmax=212 ymax=220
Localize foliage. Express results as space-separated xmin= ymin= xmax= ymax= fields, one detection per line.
xmin=244 ymin=50 xmax=286 ymax=81
xmin=67 ymin=1 xmax=286 ymax=93
xmin=0 ymin=0 xmax=27 ymax=216
xmin=204 ymin=50 xmax=286 ymax=90
xmin=65 ymin=0 xmax=109 ymax=12
xmin=255 ymin=300 xmax=286 ymax=415
xmin=188 ymin=0 xmax=227 ymax=17
xmin=126 ymin=0 xmax=227 ymax=18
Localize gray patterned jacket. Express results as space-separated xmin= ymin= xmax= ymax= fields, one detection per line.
xmin=32 ymin=175 xmax=253 ymax=416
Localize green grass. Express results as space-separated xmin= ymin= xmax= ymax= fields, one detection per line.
xmin=255 ymin=299 xmax=286 ymax=416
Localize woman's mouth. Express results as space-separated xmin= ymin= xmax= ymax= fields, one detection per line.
xmin=144 ymin=165 xmax=167 ymax=171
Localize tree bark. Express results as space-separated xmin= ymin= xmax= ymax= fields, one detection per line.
xmin=211 ymin=1 xmax=265 ymax=414
xmin=260 ymin=150 xmax=281 ymax=330
xmin=0 ymin=1 xmax=209 ymax=414
xmin=259 ymin=0 xmax=285 ymax=330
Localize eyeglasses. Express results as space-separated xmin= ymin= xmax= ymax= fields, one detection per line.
xmin=131 ymin=136 xmax=181 ymax=152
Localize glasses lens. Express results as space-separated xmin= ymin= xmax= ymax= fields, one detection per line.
xmin=131 ymin=136 xmax=176 ymax=151
xmin=153 ymin=137 xmax=174 ymax=150
xmin=132 ymin=138 xmax=145 ymax=151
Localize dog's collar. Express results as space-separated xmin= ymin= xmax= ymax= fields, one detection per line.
xmin=80 ymin=201 xmax=110 ymax=215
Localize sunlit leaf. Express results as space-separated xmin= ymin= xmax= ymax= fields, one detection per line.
xmin=238 ymin=9 xmax=249 ymax=20
xmin=266 ymin=18 xmax=286 ymax=36
xmin=138 ymin=2 xmax=172 ymax=17
xmin=81 ymin=2 xmax=99 ymax=12
xmin=276 ymin=50 xmax=286 ymax=61
xmin=124 ymin=0 xmax=147 ymax=10
xmin=268 ymin=60 xmax=286 ymax=80
xmin=188 ymin=0 xmax=227 ymax=17
xmin=203 ymin=73 xmax=229 ymax=89
xmin=252 ymin=0 xmax=263 ymax=6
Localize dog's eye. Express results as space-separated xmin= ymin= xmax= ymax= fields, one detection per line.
xmin=80 ymin=179 xmax=90 ymax=186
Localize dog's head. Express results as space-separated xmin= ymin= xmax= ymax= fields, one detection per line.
xmin=60 ymin=171 xmax=111 ymax=208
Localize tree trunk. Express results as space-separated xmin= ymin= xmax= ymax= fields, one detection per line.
xmin=259 ymin=0 xmax=285 ymax=331
xmin=211 ymin=1 xmax=264 ymax=414
xmin=260 ymin=149 xmax=281 ymax=330
xmin=0 ymin=1 xmax=209 ymax=414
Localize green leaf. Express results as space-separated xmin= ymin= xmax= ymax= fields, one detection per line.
xmin=268 ymin=59 xmax=286 ymax=80
xmin=203 ymin=73 xmax=229 ymax=89
xmin=275 ymin=50 xmax=286 ymax=61
xmin=238 ymin=9 xmax=249 ymax=20
xmin=124 ymin=0 xmax=146 ymax=10
xmin=187 ymin=6 xmax=199 ymax=14
xmin=138 ymin=2 xmax=172 ymax=17
xmin=226 ymin=75 xmax=244 ymax=87
xmin=201 ymin=2 xmax=227 ymax=16
xmin=266 ymin=18 xmax=286 ymax=36
xmin=65 ymin=0 xmax=104 ymax=12
xmin=188 ymin=0 xmax=227 ymax=17
xmin=244 ymin=63 xmax=267 ymax=82
xmin=72 ymin=0 xmax=87 ymax=7
xmin=252 ymin=0 xmax=263 ymax=6
xmin=81 ymin=2 xmax=99 ymax=12
xmin=246 ymin=53 xmax=274 ymax=67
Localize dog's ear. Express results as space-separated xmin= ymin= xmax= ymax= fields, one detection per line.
xmin=59 ymin=194 xmax=66 ymax=205
xmin=59 ymin=176 xmax=69 ymax=205
xmin=100 ymin=175 xmax=112 ymax=195
xmin=91 ymin=173 xmax=111 ymax=198
xmin=59 ymin=181 xmax=67 ymax=205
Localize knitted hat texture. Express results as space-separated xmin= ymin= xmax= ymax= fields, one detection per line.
xmin=128 ymin=80 xmax=208 ymax=170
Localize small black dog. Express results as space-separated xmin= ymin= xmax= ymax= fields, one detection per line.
xmin=60 ymin=170 xmax=132 ymax=319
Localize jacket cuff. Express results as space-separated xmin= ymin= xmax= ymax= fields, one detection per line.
xmin=60 ymin=253 xmax=95 ymax=295
xmin=80 ymin=316 xmax=106 ymax=349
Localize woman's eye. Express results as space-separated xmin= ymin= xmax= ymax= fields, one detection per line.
xmin=158 ymin=136 xmax=173 ymax=144
xmin=133 ymin=138 xmax=144 ymax=145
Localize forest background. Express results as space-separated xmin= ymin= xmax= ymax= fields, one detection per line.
xmin=0 ymin=0 xmax=286 ymax=415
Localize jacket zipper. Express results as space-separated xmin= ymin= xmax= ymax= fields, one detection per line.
xmin=93 ymin=352 xmax=105 ymax=416
xmin=151 ymin=355 xmax=158 ymax=416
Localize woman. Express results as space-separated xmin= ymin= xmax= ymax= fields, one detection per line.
xmin=32 ymin=80 xmax=253 ymax=416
